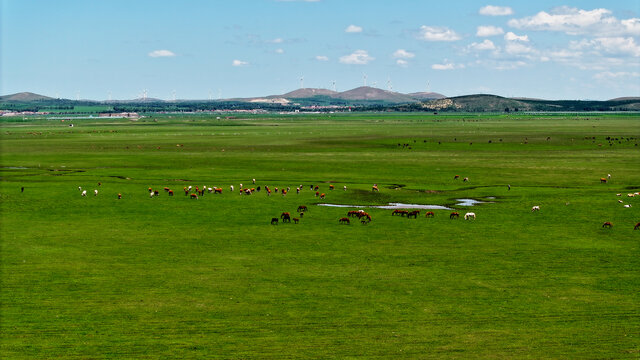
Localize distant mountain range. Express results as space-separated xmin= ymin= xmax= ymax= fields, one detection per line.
xmin=2 ymin=90 xmax=640 ymax=112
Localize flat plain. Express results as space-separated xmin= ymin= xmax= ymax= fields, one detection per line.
xmin=1 ymin=112 xmax=639 ymax=358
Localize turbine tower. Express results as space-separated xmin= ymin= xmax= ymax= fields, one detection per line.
xmin=300 ymin=75 xmax=304 ymax=89
xmin=363 ymin=73 xmax=367 ymax=87
xmin=172 ymin=90 xmax=176 ymax=102
xmin=331 ymin=80 xmax=336 ymax=92
xmin=387 ymin=77 xmax=393 ymax=91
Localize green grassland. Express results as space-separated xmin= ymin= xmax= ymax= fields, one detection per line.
xmin=1 ymin=113 xmax=639 ymax=358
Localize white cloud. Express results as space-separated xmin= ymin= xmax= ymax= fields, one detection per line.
xmin=345 ymin=25 xmax=363 ymax=33
xmin=148 ymin=49 xmax=176 ymax=58
xmin=270 ymin=38 xmax=284 ymax=44
xmin=476 ymin=25 xmax=504 ymax=37
xmin=593 ymin=37 xmax=640 ymax=57
xmin=315 ymin=55 xmax=329 ymax=61
xmin=479 ymin=5 xmax=513 ymax=16
xmin=505 ymin=42 xmax=535 ymax=55
xmin=232 ymin=59 xmax=249 ymax=66
xmin=469 ymin=39 xmax=496 ymax=51
xmin=393 ymin=49 xmax=415 ymax=59
xmin=396 ymin=59 xmax=409 ymax=67
xmin=432 ymin=61 xmax=464 ymax=70
xmin=418 ymin=26 xmax=461 ymax=41
xmin=339 ymin=50 xmax=374 ymax=64
xmin=594 ymin=71 xmax=640 ymax=80
xmin=508 ymin=7 xmax=640 ymax=36
xmin=275 ymin=48 xmax=284 ymax=54
xmin=504 ymin=32 xmax=529 ymax=42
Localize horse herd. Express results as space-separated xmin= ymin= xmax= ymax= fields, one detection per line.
xmin=75 ymin=179 xmax=638 ymax=230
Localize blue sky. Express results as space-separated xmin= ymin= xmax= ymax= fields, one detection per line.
xmin=2 ymin=0 xmax=639 ymax=100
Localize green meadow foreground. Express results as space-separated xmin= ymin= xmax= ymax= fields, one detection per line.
xmin=1 ymin=113 xmax=639 ymax=358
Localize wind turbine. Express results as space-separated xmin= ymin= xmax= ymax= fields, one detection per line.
xmin=108 ymin=91 xmax=112 ymax=101
xmin=363 ymin=73 xmax=367 ymax=87
xmin=387 ymin=77 xmax=393 ymax=91
xmin=172 ymin=90 xmax=176 ymax=101
xmin=208 ymin=90 xmax=213 ymax=101
xmin=331 ymin=80 xmax=336 ymax=92
xmin=300 ymin=75 xmax=304 ymax=89
xmin=372 ymin=81 xmax=377 ymax=88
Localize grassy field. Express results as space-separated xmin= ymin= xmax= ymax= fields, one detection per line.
xmin=1 ymin=113 xmax=639 ymax=358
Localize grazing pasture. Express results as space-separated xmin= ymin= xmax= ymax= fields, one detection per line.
xmin=1 ymin=113 xmax=639 ymax=358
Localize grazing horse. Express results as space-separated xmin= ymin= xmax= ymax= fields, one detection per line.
xmin=407 ymin=210 xmax=420 ymax=219
xmin=464 ymin=212 xmax=476 ymax=220
xmin=281 ymin=212 xmax=291 ymax=223
xmin=602 ymin=221 xmax=613 ymax=228
xmin=329 ymin=185 xmax=335 ymax=190
xmin=348 ymin=210 xmax=361 ymax=217
xmin=271 ymin=218 xmax=278 ymax=225
xmin=634 ymin=222 xmax=640 ymax=230
xmin=372 ymin=185 xmax=379 ymax=192
xmin=190 ymin=193 xmax=198 ymax=199
xmin=454 ymin=175 xmax=460 ymax=180
xmin=425 ymin=211 xmax=435 ymax=218
xmin=214 ymin=187 xmax=222 ymax=194
xmin=339 ymin=217 xmax=350 ymax=224
xmin=531 ymin=206 xmax=540 ymax=212
xmin=450 ymin=212 xmax=460 ymax=219
xmin=392 ymin=209 xmax=408 ymax=216
xmin=293 ymin=218 xmax=299 ymax=224
xmin=463 ymin=177 xmax=469 ymax=182
xmin=168 ymin=190 xmax=174 ymax=196
xmin=361 ymin=214 xmax=372 ymax=224
xmin=315 ymin=191 xmax=319 ymax=197
xmin=297 ymin=205 xmax=308 ymax=212
xmin=164 ymin=187 xmax=170 ymax=192
xmin=320 ymin=193 xmax=326 ymax=199
xmin=118 ymin=193 xmax=122 ymax=199
xmin=600 ymin=178 xmax=608 ymax=183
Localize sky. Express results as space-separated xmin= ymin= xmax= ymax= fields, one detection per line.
xmin=1 ymin=0 xmax=639 ymax=100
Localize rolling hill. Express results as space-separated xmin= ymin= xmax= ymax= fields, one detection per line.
xmin=0 ymin=92 xmax=54 ymax=102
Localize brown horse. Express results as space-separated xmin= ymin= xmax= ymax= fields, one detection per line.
xmin=320 ymin=193 xmax=326 ymax=199
xmin=281 ymin=212 xmax=291 ymax=222
xmin=168 ymin=190 xmax=174 ymax=196
xmin=329 ymin=185 xmax=335 ymax=190
xmin=361 ymin=214 xmax=372 ymax=224
xmin=602 ymin=221 xmax=612 ymax=228
xmin=407 ymin=210 xmax=420 ymax=218
xmin=392 ymin=209 xmax=408 ymax=216
xmin=293 ymin=218 xmax=299 ymax=224
xmin=450 ymin=212 xmax=459 ymax=219
xmin=348 ymin=210 xmax=361 ymax=217
xmin=190 ymin=193 xmax=198 ymax=199
xmin=297 ymin=205 xmax=308 ymax=212
xmin=635 ymin=222 xmax=640 ymax=230
xmin=600 ymin=178 xmax=608 ymax=183
xmin=271 ymin=218 xmax=278 ymax=225
xmin=339 ymin=217 xmax=350 ymax=224
xmin=454 ymin=175 xmax=460 ymax=180
xmin=425 ymin=211 xmax=435 ymax=218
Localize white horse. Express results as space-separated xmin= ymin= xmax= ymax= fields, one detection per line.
xmin=464 ymin=212 xmax=476 ymax=220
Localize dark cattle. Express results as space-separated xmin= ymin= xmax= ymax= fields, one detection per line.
xmin=297 ymin=205 xmax=308 ymax=212
xmin=602 ymin=221 xmax=612 ymax=228
xmin=314 ymin=186 xmax=319 ymax=191
xmin=154 ymin=190 xmax=159 ymax=196
xmin=339 ymin=217 xmax=350 ymax=224
xmin=293 ymin=218 xmax=299 ymax=224
xmin=299 ymin=212 xmax=304 ymax=218
xmin=271 ymin=218 xmax=278 ymax=225
xmin=168 ymin=190 xmax=174 ymax=196
xmin=281 ymin=212 xmax=291 ymax=223
xmin=450 ymin=212 xmax=460 ymax=219
xmin=21 ymin=187 xmax=24 ymax=193
xmin=425 ymin=211 xmax=435 ymax=218
xmin=407 ymin=210 xmax=420 ymax=219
